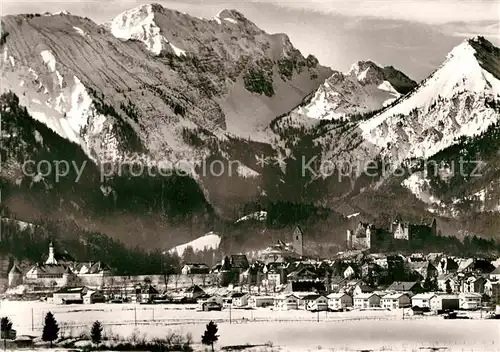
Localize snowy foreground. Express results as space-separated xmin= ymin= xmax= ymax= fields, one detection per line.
xmin=1 ymin=301 xmax=499 ymax=351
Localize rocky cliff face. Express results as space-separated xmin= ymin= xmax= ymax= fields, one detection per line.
xmin=0 ymin=4 xmax=331 ymax=168
xmin=0 ymin=4 xmax=334 ymax=248
xmin=295 ymin=60 xmax=416 ymax=121
xmin=1 ymin=3 xmax=500 ymax=248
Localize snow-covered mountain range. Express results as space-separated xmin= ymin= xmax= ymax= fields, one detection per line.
xmin=312 ymin=37 xmax=500 ymax=175
xmin=1 ymin=2 xmax=500 ymax=247
xmin=0 ymin=4 xmax=331 ymax=168
xmin=298 ymin=61 xmax=416 ymax=120
xmin=359 ymin=36 xmax=500 ymax=163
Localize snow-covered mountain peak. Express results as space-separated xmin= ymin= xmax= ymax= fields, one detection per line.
xmin=295 ymin=61 xmax=415 ymax=120
xmin=358 ymin=36 xmax=500 ymax=163
xmin=212 ymin=9 xmax=245 ymax=25
xmin=348 ymin=60 xmax=384 ymax=85
xmin=41 ymin=10 xmax=72 ymax=16
xmin=108 ymin=4 xmax=168 ymax=55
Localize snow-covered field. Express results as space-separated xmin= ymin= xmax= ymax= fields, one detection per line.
xmin=168 ymin=232 xmax=221 ymax=255
xmin=2 ymin=301 xmax=499 ymax=351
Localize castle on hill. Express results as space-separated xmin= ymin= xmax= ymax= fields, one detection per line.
xmin=346 ymin=217 xmax=438 ymax=251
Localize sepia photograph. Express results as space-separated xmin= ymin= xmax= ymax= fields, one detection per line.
xmin=0 ymin=0 xmax=499 ymax=350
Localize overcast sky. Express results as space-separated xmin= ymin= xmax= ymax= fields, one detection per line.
xmin=1 ymin=0 xmax=499 ymax=80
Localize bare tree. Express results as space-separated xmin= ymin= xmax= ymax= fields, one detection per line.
xmin=174 ymin=275 xmax=181 ymax=291
xmin=163 ymin=271 xmax=171 ymax=292
xmin=188 ymin=273 xmax=195 ymax=287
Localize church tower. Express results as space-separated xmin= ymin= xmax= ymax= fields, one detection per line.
xmin=45 ymin=242 xmax=57 ymax=265
xmin=8 ymin=263 xmax=23 ymax=287
xmin=292 ymin=226 xmax=304 ymax=257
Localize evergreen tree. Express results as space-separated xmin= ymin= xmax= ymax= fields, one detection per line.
xmin=423 ymin=276 xmax=439 ymax=292
xmin=201 ymin=321 xmax=219 ymax=352
xmin=445 ymin=281 xmax=453 ymax=294
xmin=42 ymin=312 xmax=59 ymax=347
xmin=1 ymin=317 xmax=13 ymax=350
xmin=90 ymin=321 xmax=103 ymax=345
xmin=182 ymin=246 xmax=196 ymax=263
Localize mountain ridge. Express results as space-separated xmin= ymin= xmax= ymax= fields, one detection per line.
xmin=1 ymin=4 xmax=500 ymax=252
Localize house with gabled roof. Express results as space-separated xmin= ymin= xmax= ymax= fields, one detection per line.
xmin=230 ymin=255 xmax=249 ymax=270
xmin=139 ymin=284 xmax=159 ymax=303
xmin=437 ymin=273 xmax=458 ymax=292
xmin=459 ymin=292 xmax=482 ymax=310
xmin=241 ymin=262 xmax=265 ymax=286
xmin=300 ymin=294 xmax=328 ymax=311
xmin=409 ymin=261 xmax=437 ymax=280
xmin=181 ymin=263 xmax=210 ymax=275
xmin=329 ymin=276 xmax=348 ymax=292
xmin=327 ymin=292 xmax=353 ymax=311
xmin=184 ymin=285 xmax=206 ymax=299
xmin=52 ymin=286 xmax=88 ymax=304
xmin=460 ymin=275 xmax=488 ymax=294
xmin=287 ymin=267 xmax=318 ymax=282
xmin=430 ymin=294 xmax=460 ymax=312
xmin=352 ymin=283 xmax=375 ymax=296
xmin=411 ymin=293 xmax=437 ymax=308
xmin=353 ymin=293 xmax=381 ymax=309
xmin=381 ymin=293 xmax=411 ymax=309
xmin=489 ymin=266 xmax=500 ymax=281
xmin=284 ymin=280 xmax=326 ymax=294
xmin=25 ymin=263 xmax=75 ymax=288
xmin=230 ymin=292 xmax=250 ymax=307
xmin=387 ymin=281 xmax=424 ymax=294
xmin=274 ymin=294 xmax=300 ymax=310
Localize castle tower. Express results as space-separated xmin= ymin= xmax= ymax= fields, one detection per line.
xmin=431 ymin=218 xmax=437 ymax=236
xmin=45 ymin=242 xmax=57 ymax=265
xmin=292 ymin=226 xmax=304 ymax=257
xmin=8 ymin=263 xmax=23 ymax=287
xmin=403 ymin=223 xmax=410 ymax=241
xmin=365 ymin=225 xmax=372 ymax=249
xmin=346 ymin=229 xmax=353 ymax=249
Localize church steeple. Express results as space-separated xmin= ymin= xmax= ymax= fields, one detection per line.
xmin=45 ymin=241 xmax=57 ymax=265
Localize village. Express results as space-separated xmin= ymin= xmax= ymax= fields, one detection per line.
xmin=3 ymin=219 xmax=500 ymax=317
xmin=1 ymin=218 xmax=500 ymax=350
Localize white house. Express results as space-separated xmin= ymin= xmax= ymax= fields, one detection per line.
xmin=489 ymin=266 xmax=500 ymax=281
xmin=327 ymin=293 xmax=353 ymax=311
xmin=25 ymin=264 xmax=75 ymax=288
xmin=248 ymin=295 xmax=274 ymax=308
xmin=139 ymin=285 xmax=159 ymax=303
xmin=52 ymin=286 xmax=87 ymax=304
xmin=381 ymin=293 xmax=411 ymax=309
xmin=181 ymin=263 xmax=210 ymax=275
xmin=83 ymin=290 xmax=106 ymax=304
xmin=197 ymin=294 xmax=225 ymax=310
xmin=274 ymin=294 xmax=300 ymax=310
xmin=411 ymin=293 xmax=436 ymax=308
xmin=266 ymin=272 xmax=282 ymax=287
xmin=430 ymin=294 xmax=460 ymax=312
xmin=230 ymin=292 xmax=250 ymax=307
xmin=354 ymin=293 xmax=381 ymax=309
xmin=300 ymin=294 xmax=328 ymax=311
xmin=459 ymin=293 xmax=482 ymax=310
